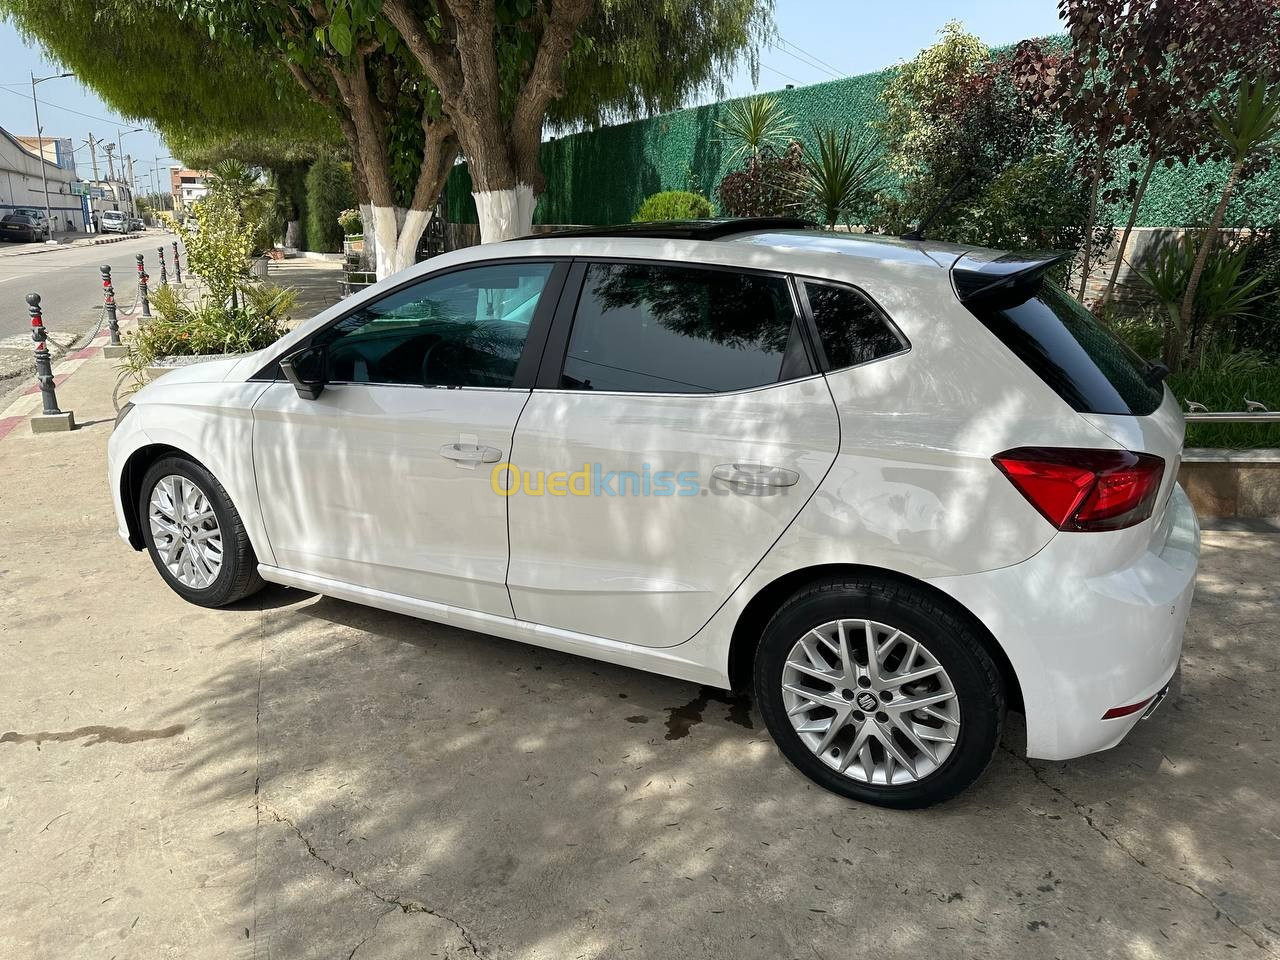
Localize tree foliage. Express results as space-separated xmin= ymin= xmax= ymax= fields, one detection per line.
xmin=717 ymin=142 xmax=804 ymax=217
xmin=0 ymin=0 xmax=336 ymax=159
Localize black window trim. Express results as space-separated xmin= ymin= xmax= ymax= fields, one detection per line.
xmin=533 ymin=256 xmax=820 ymax=396
xmin=794 ymin=276 xmax=911 ymax=374
xmin=249 ymin=257 xmax=572 ymax=390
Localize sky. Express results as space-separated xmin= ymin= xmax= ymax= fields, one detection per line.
xmin=0 ymin=0 xmax=1063 ymax=188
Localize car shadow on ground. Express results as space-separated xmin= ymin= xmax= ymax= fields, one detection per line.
xmin=142 ymin=532 xmax=1280 ymax=958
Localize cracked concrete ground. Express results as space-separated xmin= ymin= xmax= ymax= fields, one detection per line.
xmin=2 ymin=349 xmax=1279 ymax=959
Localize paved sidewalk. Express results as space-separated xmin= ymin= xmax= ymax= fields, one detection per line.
xmin=1 ymin=343 xmax=1278 ymax=959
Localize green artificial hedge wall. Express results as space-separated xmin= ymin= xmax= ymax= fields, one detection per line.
xmin=445 ymin=39 xmax=1279 ymax=230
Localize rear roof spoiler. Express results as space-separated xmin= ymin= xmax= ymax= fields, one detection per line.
xmin=951 ymin=251 xmax=1069 ymax=304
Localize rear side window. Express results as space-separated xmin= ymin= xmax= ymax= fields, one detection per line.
xmin=561 ymin=262 xmax=806 ymax=393
xmin=968 ymin=281 xmax=1164 ymax=416
xmin=803 ymin=281 xmax=906 ymax=369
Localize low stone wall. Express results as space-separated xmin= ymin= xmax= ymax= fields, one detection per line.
xmin=1179 ymin=450 xmax=1280 ymax=520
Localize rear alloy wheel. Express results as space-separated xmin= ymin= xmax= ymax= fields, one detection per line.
xmin=139 ymin=456 xmax=264 ymax=607
xmin=755 ymin=577 xmax=1004 ymax=808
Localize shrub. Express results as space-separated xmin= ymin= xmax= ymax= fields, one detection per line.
xmin=714 ymin=95 xmax=796 ymax=163
xmin=1236 ymin=229 xmax=1280 ymax=358
xmin=717 ymin=141 xmax=805 ymax=218
xmin=804 ymin=126 xmax=881 ymax=229
xmin=338 ymin=207 xmax=363 ymax=235
xmin=124 ymin=283 xmax=295 ymax=380
xmin=178 ymin=191 xmax=254 ymax=306
xmin=304 ymin=155 xmax=355 ymax=253
xmin=633 ymin=191 xmax=712 ymax=222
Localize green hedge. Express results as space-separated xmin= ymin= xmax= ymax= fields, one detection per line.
xmin=445 ymin=36 xmax=1279 ymax=230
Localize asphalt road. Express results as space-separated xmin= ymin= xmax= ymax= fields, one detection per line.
xmin=0 ymin=233 xmax=164 ymax=341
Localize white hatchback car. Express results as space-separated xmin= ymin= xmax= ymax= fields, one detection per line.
xmin=108 ymin=218 xmax=1199 ymax=807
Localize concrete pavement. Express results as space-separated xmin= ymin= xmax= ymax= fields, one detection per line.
xmin=1 ymin=341 xmax=1278 ymax=959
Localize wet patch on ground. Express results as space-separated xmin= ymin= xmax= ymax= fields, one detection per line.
xmin=0 ymin=723 xmax=187 ymax=748
xmin=664 ymin=687 xmax=754 ymax=740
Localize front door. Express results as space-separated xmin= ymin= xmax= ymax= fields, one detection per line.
xmin=506 ymin=260 xmax=840 ymax=647
xmin=252 ymin=260 xmax=565 ymax=616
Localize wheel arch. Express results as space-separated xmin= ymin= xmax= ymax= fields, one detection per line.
xmin=726 ymin=563 xmax=1024 ymax=713
xmin=119 ymin=443 xmax=191 ymax=549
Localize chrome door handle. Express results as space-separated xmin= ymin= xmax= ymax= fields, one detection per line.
xmin=712 ymin=463 xmax=800 ymax=488
xmin=440 ymin=443 xmax=503 ymax=464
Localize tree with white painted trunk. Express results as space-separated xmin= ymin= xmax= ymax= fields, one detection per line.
xmin=380 ymin=0 xmax=772 ymax=242
xmin=191 ymin=0 xmax=458 ymax=280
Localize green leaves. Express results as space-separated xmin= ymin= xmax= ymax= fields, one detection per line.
xmin=804 ymin=126 xmax=881 ymax=229
xmin=1210 ymin=76 xmax=1280 ymax=163
xmin=327 ymin=6 xmax=354 ymax=56
xmin=714 ymin=94 xmax=796 ymax=163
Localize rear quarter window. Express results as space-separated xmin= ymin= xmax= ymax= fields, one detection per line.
xmin=967 ymin=281 xmax=1164 ymax=416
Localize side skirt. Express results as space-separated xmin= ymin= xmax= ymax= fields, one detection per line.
xmin=258 ymin=565 xmax=729 ymax=688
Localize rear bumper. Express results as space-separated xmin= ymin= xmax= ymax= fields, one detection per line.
xmin=927 ymin=483 xmax=1199 ymax=761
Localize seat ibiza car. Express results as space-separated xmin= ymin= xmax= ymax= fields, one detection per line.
xmin=108 ymin=218 xmax=1199 ymax=807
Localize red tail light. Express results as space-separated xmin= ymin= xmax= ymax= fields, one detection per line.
xmin=992 ymin=447 xmax=1165 ymax=532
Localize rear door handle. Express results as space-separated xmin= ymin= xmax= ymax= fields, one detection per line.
xmin=440 ymin=442 xmax=503 ymax=464
xmin=712 ymin=463 xmax=800 ymax=488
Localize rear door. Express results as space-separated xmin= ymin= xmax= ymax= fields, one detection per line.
xmin=505 ymin=259 xmax=840 ymax=648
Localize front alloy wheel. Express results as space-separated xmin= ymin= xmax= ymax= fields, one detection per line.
xmin=148 ymin=474 xmax=224 ymax=588
xmin=139 ymin=455 xmax=264 ymax=608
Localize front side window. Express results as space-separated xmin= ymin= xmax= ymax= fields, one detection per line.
xmin=313 ymin=262 xmax=554 ymax=388
xmin=561 ymin=262 xmax=802 ymax=393
xmin=804 ymin=281 xmax=906 ymax=369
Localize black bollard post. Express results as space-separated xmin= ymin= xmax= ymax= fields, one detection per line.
xmin=136 ymin=253 xmax=151 ymax=318
xmin=28 ymin=293 xmax=74 ymax=432
xmin=100 ymin=265 xmax=128 ymax=359
xmin=157 ymin=246 xmax=168 ymax=286
xmin=172 ymin=241 xmax=182 ymax=283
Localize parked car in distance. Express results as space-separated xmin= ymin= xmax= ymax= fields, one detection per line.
xmin=99 ymin=210 xmax=128 ymax=234
xmin=1 ymin=208 xmax=49 ymax=242
xmin=107 ymin=217 xmax=1200 ymax=808
xmin=130 ymin=217 xmax=144 ymax=231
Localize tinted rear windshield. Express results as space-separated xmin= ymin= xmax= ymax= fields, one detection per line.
xmin=966 ymin=280 xmax=1164 ymax=416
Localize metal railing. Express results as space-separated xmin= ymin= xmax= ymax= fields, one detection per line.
xmin=1183 ymin=400 xmax=1278 ymax=423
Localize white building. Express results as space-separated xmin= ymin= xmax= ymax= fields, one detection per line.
xmin=170 ymin=168 xmax=211 ymax=213
xmin=0 ymin=129 xmax=86 ymax=232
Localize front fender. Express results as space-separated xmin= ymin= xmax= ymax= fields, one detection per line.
xmin=106 ymin=380 xmax=274 ymax=565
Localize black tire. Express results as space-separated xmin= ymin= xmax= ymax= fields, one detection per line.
xmin=753 ymin=575 xmax=1004 ymax=809
xmin=138 ymin=455 xmax=264 ymax=608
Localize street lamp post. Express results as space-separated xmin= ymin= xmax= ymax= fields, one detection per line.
xmin=117 ymin=127 xmax=143 ymax=217
xmin=29 ymin=71 xmax=75 ymax=243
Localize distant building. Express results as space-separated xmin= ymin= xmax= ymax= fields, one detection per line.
xmin=83 ymin=179 xmax=135 ymax=219
xmin=170 ymin=168 xmax=211 ymax=213
xmin=0 ymin=127 xmax=86 ymax=232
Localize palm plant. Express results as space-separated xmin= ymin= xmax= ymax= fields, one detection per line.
xmin=1139 ymin=232 xmax=1275 ymax=365
xmin=1176 ymin=77 xmax=1280 ymax=368
xmin=714 ymin=95 xmax=796 ymax=163
xmin=804 ymin=126 xmax=881 ymax=229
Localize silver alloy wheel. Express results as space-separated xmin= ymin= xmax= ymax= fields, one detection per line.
xmin=148 ymin=474 xmax=223 ymax=589
xmin=781 ymin=619 xmax=961 ymax=786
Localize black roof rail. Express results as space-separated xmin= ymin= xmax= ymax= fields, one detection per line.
xmin=951 ymin=250 xmax=1070 ymax=304
xmin=514 ymin=217 xmax=819 ymax=242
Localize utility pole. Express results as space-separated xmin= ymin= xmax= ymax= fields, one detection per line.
xmin=104 ymin=142 xmax=116 ymax=182
xmin=87 ymin=132 xmax=100 ymax=182
xmin=30 ymin=72 xmax=55 ymax=241
xmin=126 ymin=154 xmax=135 ymax=216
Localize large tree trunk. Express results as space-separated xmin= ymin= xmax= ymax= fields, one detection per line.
xmin=473 ymin=185 xmax=537 ymax=242
xmin=1099 ymin=152 xmax=1158 ymax=313
xmin=382 ymin=0 xmax=591 ymax=244
xmin=368 ymin=206 xmax=436 ymax=277
xmin=1173 ymin=159 xmax=1243 ymax=371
